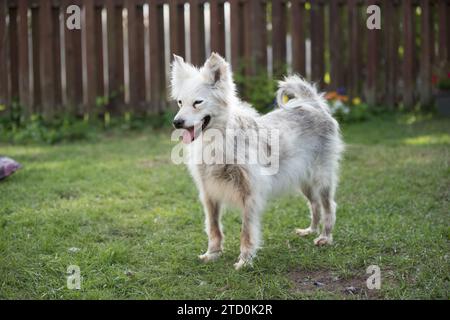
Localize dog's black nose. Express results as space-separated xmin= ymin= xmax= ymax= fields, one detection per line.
xmin=173 ymin=119 xmax=185 ymax=129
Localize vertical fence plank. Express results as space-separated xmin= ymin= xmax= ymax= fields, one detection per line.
xmin=127 ymin=1 xmax=146 ymax=113
xmin=256 ymin=0 xmax=268 ymax=73
xmin=149 ymin=1 xmax=166 ymax=112
xmin=84 ymin=0 xmax=97 ymax=115
xmin=329 ymin=0 xmax=342 ymax=90
xmin=9 ymin=7 xmax=19 ymax=102
xmin=106 ymin=0 xmax=124 ymax=113
xmin=420 ymin=0 xmax=432 ymax=107
xmin=0 ymin=1 xmax=7 ymax=107
xmin=210 ymin=0 xmax=226 ymax=57
xmin=272 ymin=0 xmax=286 ymax=77
xmin=230 ymin=0 xmax=244 ymax=72
xmin=64 ymin=0 xmax=83 ymax=115
xmin=291 ymin=0 xmax=306 ymax=75
xmin=348 ymin=0 xmax=360 ymax=98
xmin=366 ymin=0 xmax=379 ymax=106
xmin=403 ymin=0 xmax=414 ymax=109
xmin=178 ymin=0 xmax=186 ymax=57
xmin=95 ymin=5 xmax=104 ymax=101
xmin=447 ymin=1 xmax=450 ymax=65
xmin=384 ymin=0 xmax=398 ymax=108
xmin=438 ymin=0 xmax=448 ymax=65
xmin=135 ymin=4 xmax=146 ymax=112
xmin=190 ymin=0 xmax=206 ymax=66
xmin=413 ymin=1 xmax=420 ymax=86
xmin=261 ymin=0 xmax=269 ymax=66
xmin=242 ymin=0 xmax=252 ymax=76
xmin=311 ymin=0 xmax=325 ymax=85
xmin=429 ymin=1 xmax=436 ymax=69
xmin=52 ymin=6 xmax=62 ymax=109
xmin=39 ymin=0 xmax=55 ymax=118
xmin=244 ymin=0 xmax=267 ymax=75
xmin=310 ymin=0 xmax=325 ymax=84
xmin=17 ymin=0 xmax=31 ymax=114
xmin=31 ymin=7 xmax=40 ymax=110
xmin=126 ymin=0 xmax=136 ymax=109
xmin=170 ymin=0 xmax=185 ymax=57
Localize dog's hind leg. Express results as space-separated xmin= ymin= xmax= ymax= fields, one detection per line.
xmin=296 ymin=184 xmax=321 ymax=237
xmin=314 ymin=186 xmax=336 ymax=246
xmin=234 ymin=199 xmax=263 ymax=270
xmin=199 ymin=195 xmax=223 ymax=262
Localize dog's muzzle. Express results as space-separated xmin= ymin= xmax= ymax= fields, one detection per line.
xmin=176 ymin=115 xmax=212 ymax=144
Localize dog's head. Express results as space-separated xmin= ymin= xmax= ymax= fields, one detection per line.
xmin=170 ymin=53 xmax=235 ymax=144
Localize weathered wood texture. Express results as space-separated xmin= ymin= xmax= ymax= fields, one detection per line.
xmin=0 ymin=0 xmax=442 ymax=117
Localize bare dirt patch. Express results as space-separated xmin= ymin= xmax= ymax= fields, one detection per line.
xmin=137 ymin=157 xmax=168 ymax=168
xmin=289 ymin=269 xmax=383 ymax=299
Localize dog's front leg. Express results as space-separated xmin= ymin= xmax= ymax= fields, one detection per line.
xmin=234 ymin=201 xmax=262 ymax=270
xmin=198 ymin=195 xmax=223 ymax=262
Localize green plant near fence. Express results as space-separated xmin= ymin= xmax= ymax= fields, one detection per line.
xmin=0 ymin=102 xmax=176 ymax=144
xmin=234 ymin=68 xmax=278 ymax=113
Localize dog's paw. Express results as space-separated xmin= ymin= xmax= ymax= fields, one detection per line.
xmin=198 ymin=251 xmax=222 ymax=263
xmin=295 ymin=227 xmax=318 ymax=237
xmin=313 ymin=235 xmax=333 ymax=246
xmin=233 ymin=258 xmax=253 ymax=270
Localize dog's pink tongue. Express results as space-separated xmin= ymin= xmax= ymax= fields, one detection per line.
xmin=182 ymin=128 xmax=195 ymax=144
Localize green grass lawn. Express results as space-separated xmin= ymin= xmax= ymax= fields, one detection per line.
xmin=0 ymin=114 xmax=449 ymax=299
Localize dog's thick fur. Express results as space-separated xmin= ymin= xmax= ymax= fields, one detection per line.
xmin=171 ymin=53 xmax=344 ymax=270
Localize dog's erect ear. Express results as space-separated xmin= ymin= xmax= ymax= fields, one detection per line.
xmin=173 ymin=54 xmax=184 ymax=64
xmin=201 ymin=52 xmax=230 ymax=86
xmin=170 ymin=54 xmax=197 ymax=98
xmin=171 ymin=54 xmax=190 ymax=80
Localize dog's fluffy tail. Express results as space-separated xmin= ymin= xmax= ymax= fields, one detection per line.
xmin=276 ymin=75 xmax=330 ymax=113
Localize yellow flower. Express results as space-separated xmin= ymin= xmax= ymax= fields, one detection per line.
xmin=0 ymin=104 xmax=5 ymax=111
xmin=352 ymin=97 xmax=361 ymax=105
xmin=324 ymin=73 xmax=331 ymax=85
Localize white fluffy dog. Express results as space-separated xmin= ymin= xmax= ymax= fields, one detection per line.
xmin=170 ymin=53 xmax=343 ymax=270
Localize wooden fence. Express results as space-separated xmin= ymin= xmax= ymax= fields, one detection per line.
xmin=0 ymin=0 xmax=449 ymax=119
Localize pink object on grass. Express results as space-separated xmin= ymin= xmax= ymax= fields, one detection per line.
xmin=0 ymin=157 xmax=22 ymax=180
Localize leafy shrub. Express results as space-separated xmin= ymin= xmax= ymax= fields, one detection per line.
xmin=0 ymin=100 xmax=175 ymax=144
xmin=234 ymin=68 xmax=277 ymax=113
xmin=0 ymin=113 xmax=95 ymax=144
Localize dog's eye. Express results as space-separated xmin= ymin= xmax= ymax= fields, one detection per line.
xmin=177 ymin=100 xmax=182 ymax=106
xmin=193 ymin=100 xmax=204 ymax=107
